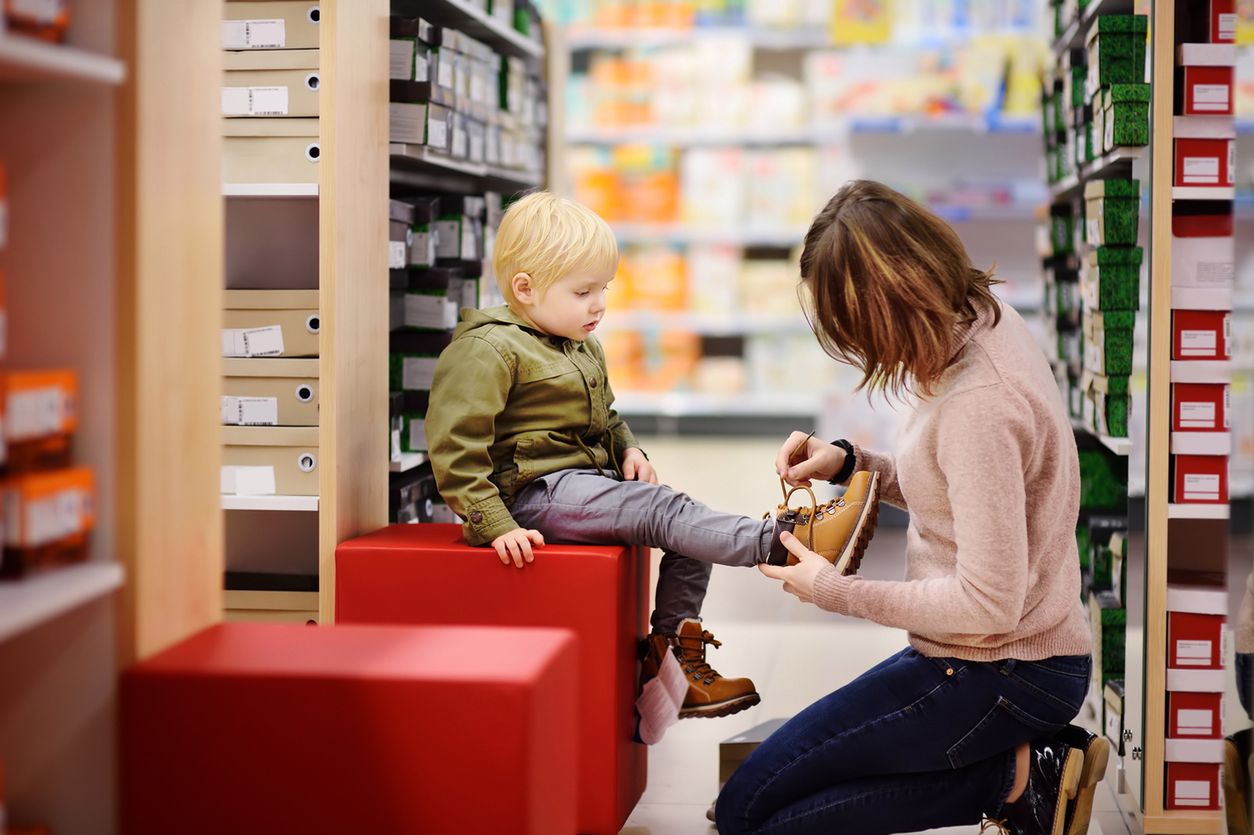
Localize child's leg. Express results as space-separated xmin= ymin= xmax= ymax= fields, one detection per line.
xmin=510 ymin=469 xmax=774 ymax=568
xmin=653 ymin=552 xmax=711 ymax=634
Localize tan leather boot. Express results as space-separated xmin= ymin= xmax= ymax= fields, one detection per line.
xmin=640 ymin=619 xmax=760 ymax=719
xmin=767 ymin=470 xmax=881 ymax=574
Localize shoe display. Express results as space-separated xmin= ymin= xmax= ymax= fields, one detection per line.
xmin=640 ymin=618 xmax=760 ymax=719
xmin=767 ymin=470 xmax=881 ymax=574
xmin=985 ymin=737 xmax=1083 ymax=835
xmin=1055 ymin=725 xmax=1111 ymax=835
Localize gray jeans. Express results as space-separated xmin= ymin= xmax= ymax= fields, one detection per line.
xmin=510 ymin=468 xmax=775 ymax=634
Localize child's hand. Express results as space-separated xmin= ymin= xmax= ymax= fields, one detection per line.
xmin=622 ymin=448 xmax=658 ymax=484
xmin=492 ymin=528 xmax=545 ymax=569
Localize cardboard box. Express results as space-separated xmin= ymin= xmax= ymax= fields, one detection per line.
xmin=1207 ymin=0 xmax=1237 ymax=43
xmin=1083 ymin=309 xmax=1135 ymax=375
xmin=2 ymin=370 xmax=77 ymax=473
xmin=1167 ymin=691 xmax=1222 ymax=738
xmin=1081 ymin=247 xmax=1142 ymax=311
xmin=1173 ymin=117 xmax=1235 ymax=188
xmin=221 ymin=426 xmax=319 ymax=496
xmin=222 ymin=358 xmax=319 ymax=427
xmin=389 ymin=102 xmax=450 ymax=150
xmin=1173 ymin=311 xmax=1231 ymax=361
xmin=719 ymin=718 xmax=790 ymax=786
xmin=223 ymin=118 xmax=320 ymax=184
xmin=1167 ymin=611 xmax=1224 ymax=669
xmin=1102 ymin=84 xmax=1150 ymax=150
xmin=0 ymin=466 xmax=94 ymax=577
xmin=1172 ymin=383 xmax=1229 ymax=433
xmin=1085 ymin=15 xmax=1148 ymax=101
xmin=1084 ymin=179 xmax=1140 ymax=246
xmin=223 ymin=290 xmax=320 ymax=358
xmin=390 ymin=331 xmax=453 ymax=392
xmin=1176 ymin=45 xmax=1235 ymax=116
xmin=1171 ymin=454 xmax=1228 ymax=504
xmin=1165 ymin=762 xmax=1220 ymax=809
xmin=222 ymin=2 xmax=321 ymax=51
xmin=389 ymin=18 xmax=433 ymax=82
xmin=4 ymin=0 xmax=69 ymax=42
xmin=223 ymin=61 xmax=321 ymax=118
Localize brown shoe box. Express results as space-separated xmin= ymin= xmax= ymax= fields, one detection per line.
xmin=719 ymin=718 xmax=789 ymax=786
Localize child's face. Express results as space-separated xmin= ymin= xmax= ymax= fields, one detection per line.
xmin=523 ymin=269 xmax=614 ymax=342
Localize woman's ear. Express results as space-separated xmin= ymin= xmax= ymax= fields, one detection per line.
xmin=511 ymin=272 xmax=534 ymax=304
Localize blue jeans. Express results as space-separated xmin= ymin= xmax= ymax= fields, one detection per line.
xmin=716 ymin=647 xmax=1091 ymax=835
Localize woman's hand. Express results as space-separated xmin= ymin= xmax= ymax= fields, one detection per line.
xmin=757 ymin=532 xmax=831 ymax=604
xmin=775 ymin=431 xmax=846 ymax=487
xmin=622 ymin=448 xmax=658 ymax=484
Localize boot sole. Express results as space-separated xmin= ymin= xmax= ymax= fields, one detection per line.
xmin=832 ymin=472 xmax=881 ymax=576
xmin=1051 ymin=748 xmax=1085 ymax=835
xmin=679 ymin=692 xmax=761 ymax=720
xmin=1065 ymin=737 xmax=1109 ymax=835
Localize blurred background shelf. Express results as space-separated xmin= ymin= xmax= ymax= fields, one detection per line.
xmin=221 ymin=495 xmax=320 ymax=512
xmin=0 ymin=32 xmax=125 ymax=84
xmin=391 ymin=0 xmax=542 ymax=58
xmin=0 ymin=563 xmax=124 ymax=645
xmin=223 ymin=183 xmax=320 ymax=198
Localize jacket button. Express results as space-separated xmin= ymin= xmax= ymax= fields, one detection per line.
xmin=589 ymin=379 xmax=598 ymax=388
xmin=469 ymin=511 xmax=483 ymax=524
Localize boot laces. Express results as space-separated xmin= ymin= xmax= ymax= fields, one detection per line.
xmin=673 ymin=630 xmax=723 ymax=686
xmin=980 ymin=818 xmax=1011 ymax=835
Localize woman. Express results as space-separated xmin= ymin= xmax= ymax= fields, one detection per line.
xmin=715 ymin=180 xmax=1108 ymax=835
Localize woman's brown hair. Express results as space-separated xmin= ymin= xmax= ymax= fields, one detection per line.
xmin=799 ymin=179 xmax=1002 ymax=397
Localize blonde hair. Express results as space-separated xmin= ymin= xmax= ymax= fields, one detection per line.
xmin=799 ymin=180 xmax=1002 ymax=398
xmin=493 ymin=191 xmax=619 ymax=306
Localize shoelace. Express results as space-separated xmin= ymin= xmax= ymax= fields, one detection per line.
xmin=674 ymin=630 xmax=722 ymax=685
xmin=980 ymin=818 xmax=1011 ymax=835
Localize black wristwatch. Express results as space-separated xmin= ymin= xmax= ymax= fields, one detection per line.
xmin=828 ymin=439 xmax=856 ymax=485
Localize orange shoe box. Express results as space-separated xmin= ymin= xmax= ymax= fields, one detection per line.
xmin=1 ymin=467 xmax=94 ymax=577
xmin=3 ymin=0 xmax=69 ymax=42
xmin=2 ymin=370 xmax=78 ymax=472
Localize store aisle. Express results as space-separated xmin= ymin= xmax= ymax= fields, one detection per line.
xmin=620 ymin=437 xmax=1131 ymax=835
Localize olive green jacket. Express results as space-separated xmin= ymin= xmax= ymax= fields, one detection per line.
xmin=426 ymin=305 xmax=642 ymax=545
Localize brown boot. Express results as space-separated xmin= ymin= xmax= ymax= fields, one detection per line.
xmin=767 ymin=470 xmax=881 ymax=574
xmin=641 ymin=619 xmax=760 ymax=719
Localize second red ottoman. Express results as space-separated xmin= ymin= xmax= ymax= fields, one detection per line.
xmin=336 ymin=523 xmax=649 ymax=835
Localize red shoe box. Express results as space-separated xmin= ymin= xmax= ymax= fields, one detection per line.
xmin=1166 ymin=762 xmax=1221 ymax=810
xmin=1176 ymin=45 xmax=1235 ymax=115
xmin=1171 ymin=212 xmax=1234 ymax=309
xmin=0 ymin=160 xmax=7 ymax=252
xmin=1207 ymin=0 xmax=1236 ymax=43
xmin=1172 ymin=383 xmax=1229 ymax=432
xmin=1168 ymin=692 xmax=1223 ymax=738
xmin=1168 ymin=612 xmax=1224 ymax=669
xmin=1171 ymin=454 xmax=1228 ymax=504
xmin=1174 ymin=118 xmax=1235 ymax=189
xmin=1173 ymin=311 xmax=1231 ymax=360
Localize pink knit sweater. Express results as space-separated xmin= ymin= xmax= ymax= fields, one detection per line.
xmin=813 ymin=302 xmax=1093 ymax=662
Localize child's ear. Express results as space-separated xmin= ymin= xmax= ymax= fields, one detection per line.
xmin=511 ymin=272 xmax=535 ymax=304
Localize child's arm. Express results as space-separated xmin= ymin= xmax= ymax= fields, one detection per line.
xmin=426 ymin=336 xmax=522 ymax=546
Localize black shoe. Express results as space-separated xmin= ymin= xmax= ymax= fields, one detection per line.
xmin=1055 ymin=725 xmax=1111 ymax=835
xmin=985 ymin=737 xmax=1084 ymax=835
xmin=1224 ymin=729 xmax=1251 ymax=835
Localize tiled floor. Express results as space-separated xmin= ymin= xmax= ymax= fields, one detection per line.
xmin=615 ymin=437 xmax=1139 ymax=835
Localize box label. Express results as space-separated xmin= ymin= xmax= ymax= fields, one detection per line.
xmin=1193 ymin=85 xmax=1230 ymax=112
xmin=388 ymin=240 xmax=407 ymax=270
xmin=1184 ymin=474 xmax=1221 ymax=501
xmin=1176 ymin=639 xmax=1214 ymax=665
xmin=1177 ymin=708 xmax=1215 ymax=736
xmin=1174 ymin=779 xmax=1212 ymax=806
xmin=222 ymin=86 xmax=289 ymax=117
xmin=7 ymin=386 xmax=70 ymax=441
xmin=222 ymin=325 xmax=285 ymax=358
xmin=220 ymin=465 xmax=277 ymax=496
xmin=23 ymin=487 xmax=88 ymax=548
xmin=1180 ymin=330 xmax=1218 ymax=357
xmin=1183 ymin=157 xmax=1220 ymax=185
xmin=427 ymin=115 xmax=448 ymax=150
xmin=1218 ymin=13 xmax=1237 ymax=41
xmin=221 ymin=396 xmax=279 ymax=427
xmin=222 ymin=19 xmax=286 ymax=50
xmin=1179 ymin=402 xmax=1217 ymax=429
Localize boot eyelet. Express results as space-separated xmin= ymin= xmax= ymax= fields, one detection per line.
xmin=837 ymin=500 xmax=845 ymax=507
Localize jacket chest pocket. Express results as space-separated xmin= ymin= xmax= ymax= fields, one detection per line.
xmin=516 ymin=360 xmax=575 ymax=385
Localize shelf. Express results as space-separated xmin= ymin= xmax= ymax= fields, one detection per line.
xmin=390 ymin=452 xmax=428 ymax=473
xmin=1173 ymin=187 xmax=1235 ymax=201
xmin=223 ymin=183 xmax=319 ymax=197
xmin=567 ymin=127 xmax=820 ymax=146
xmin=1049 ymin=146 xmax=1147 ymax=200
xmin=1072 ymin=420 xmax=1133 ymax=456
xmin=389 ymin=144 xmax=543 ymax=191
xmin=564 ymin=27 xmax=1037 ymax=52
xmin=0 ymin=33 xmax=126 ymax=84
xmin=1167 ymin=504 xmax=1230 ymax=520
xmin=391 ymin=0 xmax=542 ymax=59
xmin=613 ymin=391 xmax=823 ymax=418
xmin=1143 ymin=810 xmax=1224 ymax=835
xmin=221 ymin=494 xmax=320 ymax=511
xmin=601 ymin=312 xmax=812 ymax=336
xmin=1051 ymin=0 xmax=1136 ymax=60
xmin=847 ymin=115 xmax=1039 ymax=135
xmin=0 ymin=562 xmax=125 ymax=645
xmin=567 ymin=117 xmax=1040 ymax=144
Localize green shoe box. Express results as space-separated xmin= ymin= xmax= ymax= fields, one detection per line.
xmin=1084 ymin=178 xmax=1141 ymax=246
xmin=1090 ymin=592 xmax=1127 ymax=684
xmin=1083 ymin=309 xmax=1136 ymax=375
xmin=1050 ymin=205 xmax=1076 ymax=255
xmin=1102 ymin=84 xmax=1150 ymax=151
xmin=1085 ymin=15 xmax=1149 ymax=101
xmin=1082 ymin=246 xmax=1143 ymax=311
xmin=1084 ymin=372 xmax=1132 ymax=437
xmin=1078 ymin=445 xmax=1129 ymax=510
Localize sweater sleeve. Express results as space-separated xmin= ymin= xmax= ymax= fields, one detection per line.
xmin=849 ymin=442 xmax=908 ymax=510
xmin=814 ymin=385 xmax=1032 ymax=637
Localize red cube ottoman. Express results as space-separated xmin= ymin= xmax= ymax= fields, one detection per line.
xmin=122 ymin=623 xmax=578 ymax=835
xmin=336 ymin=523 xmax=649 ymax=835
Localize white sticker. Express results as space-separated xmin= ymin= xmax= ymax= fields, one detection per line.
xmin=1174 ymin=780 xmax=1212 ymax=806
xmin=409 ymin=231 xmax=435 ymax=267
xmin=1176 ymin=639 xmax=1214 ymax=665
xmin=244 ymin=19 xmax=286 ymax=49
xmin=1104 ymin=106 xmax=1115 ymax=150
xmin=390 ymin=40 xmax=416 ymax=81
xmin=221 ymin=396 xmax=279 ymax=426
xmin=221 ymin=87 xmax=252 ymax=116
xmin=221 ymin=466 xmax=277 ymax=496
xmin=1087 ymin=219 xmax=1101 ymax=245
xmin=222 ymin=325 xmax=285 ymax=358
xmin=1177 ymin=708 xmax=1214 ymax=736
xmin=221 ymin=20 xmax=249 ymax=50
xmin=402 ymin=357 xmax=438 ymax=390
xmin=1179 ymin=402 xmax=1217 ymax=430
xmin=1180 ymin=329 xmax=1217 ymax=357
xmin=1218 ymin=13 xmax=1237 ymax=41
xmin=452 ymin=126 xmax=468 ymax=159
xmin=437 ymin=54 xmax=454 ymax=89
xmin=7 ymin=386 xmax=68 ymax=440
xmin=415 ymin=51 xmax=429 ymax=82
xmin=23 ymin=487 xmax=86 ymax=548
xmin=248 ymin=86 xmax=289 ymax=117
xmin=1183 ymin=157 xmax=1220 ymax=184
xmin=1195 ymin=260 xmax=1235 ymax=286
xmin=388 ymin=240 xmax=407 ymax=270
xmin=391 ymin=428 xmax=402 ymax=461
xmin=427 ymin=115 xmax=448 ymax=150
xmin=1192 ymin=84 xmax=1230 ymax=111
xmin=408 ymin=418 xmax=428 ymax=451
xmin=1184 ymin=473 xmax=1221 ymax=501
